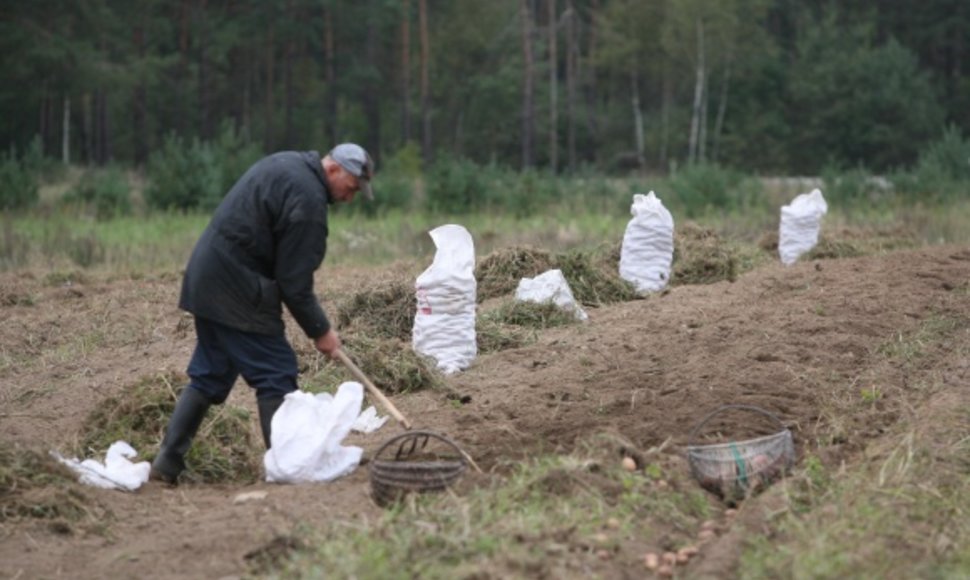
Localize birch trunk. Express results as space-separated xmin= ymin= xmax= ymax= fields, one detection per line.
xmin=631 ymin=66 xmax=645 ymax=172
xmin=565 ymin=0 xmax=577 ymax=172
xmin=419 ymin=0 xmax=431 ymax=161
xmin=62 ymin=95 xmax=70 ymax=165
xmin=548 ymin=0 xmax=558 ymax=173
xmin=400 ymin=0 xmax=412 ymax=144
xmin=712 ymin=61 xmax=731 ymax=162
xmin=520 ymin=0 xmax=535 ymax=169
xmin=688 ymin=17 xmax=705 ymax=165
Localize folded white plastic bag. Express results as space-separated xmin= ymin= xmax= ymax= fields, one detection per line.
xmin=53 ymin=440 xmax=150 ymax=492
xmin=619 ymin=192 xmax=675 ymax=293
xmin=779 ymin=188 xmax=828 ymax=265
xmin=264 ymin=382 xmax=365 ymax=483
xmin=412 ymin=224 xmax=477 ymax=374
xmin=515 ymin=269 xmax=588 ymax=321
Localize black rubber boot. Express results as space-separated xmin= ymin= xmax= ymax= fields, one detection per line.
xmin=150 ymin=387 xmax=211 ymax=484
xmin=258 ymin=397 xmax=285 ymax=449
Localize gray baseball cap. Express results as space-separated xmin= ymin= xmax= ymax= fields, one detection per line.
xmin=329 ymin=143 xmax=374 ymax=201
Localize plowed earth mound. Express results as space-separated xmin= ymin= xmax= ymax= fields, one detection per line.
xmin=2 ymin=245 xmax=968 ymax=578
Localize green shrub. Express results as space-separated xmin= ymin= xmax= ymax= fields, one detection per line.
xmin=210 ymin=122 xmax=263 ymax=196
xmin=893 ymin=125 xmax=970 ymax=201
xmin=351 ymin=142 xmax=421 ymax=216
xmin=0 ymin=145 xmax=39 ymax=210
xmin=145 ymin=133 xmax=221 ymax=210
xmin=145 ymin=122 xmax=261 ymax=211
xmin=62 ymin=167 xmax=132 ymax=218
xmin=425 ymin=154 xmax=491 ymax=213
xmin=496 ymin=169 xmax=561 ymax=217
xmin=821 ymin=165 xmax=893 ymax=206
xmin=662 ymin=163 xmax=755 ymax=217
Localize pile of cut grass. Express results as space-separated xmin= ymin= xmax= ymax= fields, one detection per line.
xmin=807 ymin=226 xmax=921 ymax=260
xmin=476 ymin=300 xmax=582 ymax=354
xmin=0 ymin=443 xmax=107 ymax=528
xmin=334 ymin=280 xmax=415 ymax=341
xmin=305 ymin=333 xmax=442 ymax=395
xmin=78 ymin=372 xmax=262 ymax=484
xmin=671 ymin=222 xmax=741 ymax=285
xmin=760 ymin=225 xmax=921 ymax=263
xmin=483 ymin=300 xmax=580 ymax=329
xmin=475 ymin=246 xmax=554 ymax=302
xmin=476 ymin=317 xmax=535 ymax=354
xmin=476 ymin=245 xmax=638 ymax=305
xmin=554 ymin=246 xmax=640 ymax=305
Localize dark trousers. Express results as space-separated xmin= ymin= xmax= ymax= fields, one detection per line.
xmin=187 ymin=316 xmax=298 ymax=404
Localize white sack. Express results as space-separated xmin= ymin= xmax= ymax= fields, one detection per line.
xmin=264 ymin=382 xmax=365 ymax=483
xmin=352 ymin=406 xmax=389 ymax=434
xmin=619 ymin=192 xmax=675 ymax=293
xmin=515 ymin=269 xmax=588 ymax=321
xmin=412 ymin=224 xmax=477 ymax=374
xmin=53 ymin=441 xmax=150 ymax=491
xmin=779 ymin=188 xmax=828 ymax=265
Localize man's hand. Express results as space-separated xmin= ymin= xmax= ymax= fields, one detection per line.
xmin=314 ymin=329 xmax=342 ymax=357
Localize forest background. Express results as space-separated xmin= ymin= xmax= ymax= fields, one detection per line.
xmin=1 ymin=0 xmax=969 ymax=241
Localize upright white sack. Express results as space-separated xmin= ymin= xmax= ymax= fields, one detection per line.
xmin=779 ymin=188 xmax=827 ymax=265
xmin=412 ymin=224 xmax=477 ymax=374
xmin=619 ymin=192 xmax=675 ymax=293
xmin=515 ymin=269 xmax=588 ymax=321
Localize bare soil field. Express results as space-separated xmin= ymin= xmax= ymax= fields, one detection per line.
xmin=2 ymin=244 xmax=969 ymax=579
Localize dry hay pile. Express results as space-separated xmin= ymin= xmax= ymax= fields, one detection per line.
xmin=334 ymin=280 xmax=415 ymax=341
xmin=476 ymin=245 xmax=638 ymax=306
xmin=0 ymin=443 xmax=108 ymax=530
xmin=310 ymin=333 xmax=442 ymax=395
xmin=78 ymin=372 xmax=262 ymax=484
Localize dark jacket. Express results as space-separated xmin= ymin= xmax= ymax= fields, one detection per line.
xmin=179 ymin=151 xmax=332 ymax=338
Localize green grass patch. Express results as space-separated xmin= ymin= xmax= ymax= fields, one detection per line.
xmin=877 ymin=315 xmax=964 ymax=364
xmin=739 ymin=430 xmax=970 ymax=579
xmin=271 ymin=443 xmax=714 ymax=579
xmin=3 ymin=189 xmax=968 ymax=276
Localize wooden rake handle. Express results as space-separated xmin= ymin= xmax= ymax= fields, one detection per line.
xmin=334 ymin=349 xmax=413 ymax=430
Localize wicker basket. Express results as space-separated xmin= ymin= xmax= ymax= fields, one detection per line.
xmin=686 ymin=405 xmax=794 ymax=503
xmin=369 ymin=430 xmax=468 ymax=507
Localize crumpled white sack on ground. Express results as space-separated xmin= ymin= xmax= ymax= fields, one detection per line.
xmin=619 ymin=192 xmax=675 ymax=293
xmin=352 ymin=405 xmax=389 ymax=433
xmin=412 ymin=224 xmax=477 ymax=374
xmin=264 ymin=382 xmax=367 ymax=483
xmin=515 ymin=269 xmax=588 ymax=321
xmin=779 ymin=188 xmax=828 ymax=265
xmin=53 ymin=440 xmax=151 ymax=492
